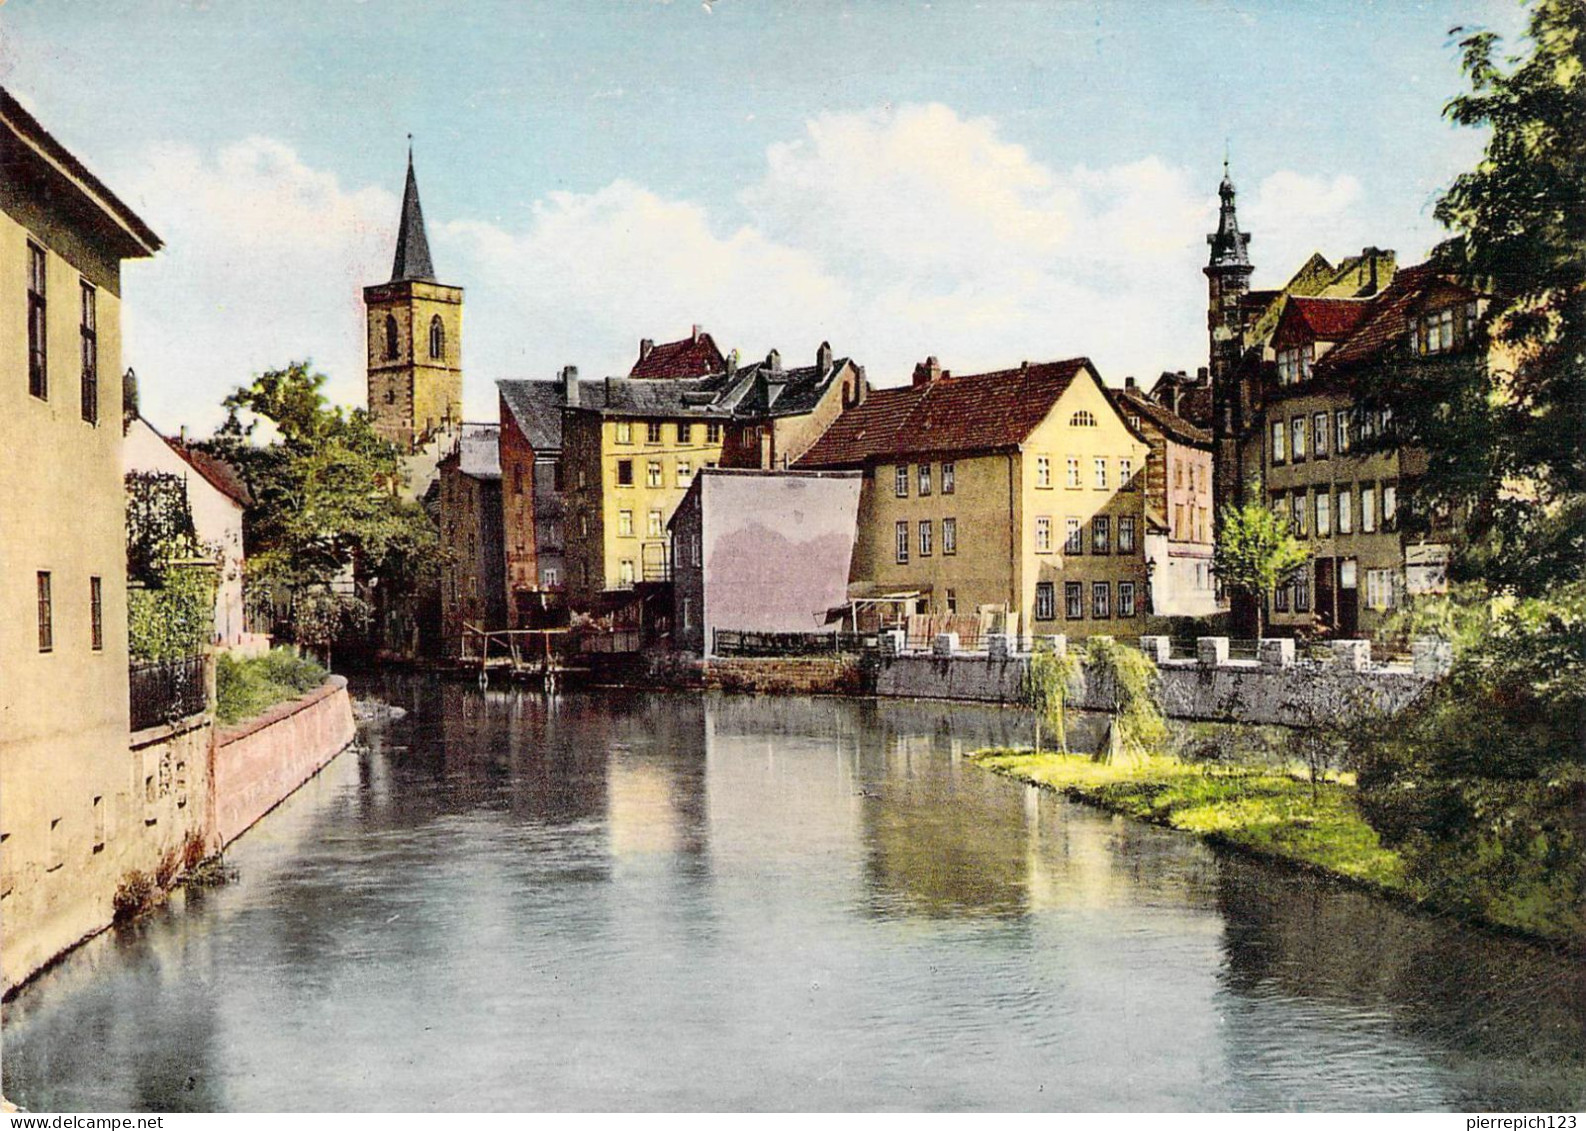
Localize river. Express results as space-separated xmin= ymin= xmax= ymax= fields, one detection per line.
xmin=3 ymin=676 xmax=1581 ymax=1111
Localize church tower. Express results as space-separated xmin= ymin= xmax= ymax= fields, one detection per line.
xmin=364 ymin=148 xmax=463 ymax=453
xmin=1205 ymin=160 xmax=1254 ymax=534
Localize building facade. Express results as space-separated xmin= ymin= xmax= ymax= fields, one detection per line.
xmin=438 ymin=423 xmax=506 ymax=655
xmin=669 ymin=468 xmax=862 ymax=655
xmin=0 ymin=86 xmax=163 ymax=991
xmin=498 ymin=371 xmax=574 ymax=628
xmin=796 ymin=357 xmax=1150 ymax=640
xmin=364 ymin=151 xmax=462 ymax=457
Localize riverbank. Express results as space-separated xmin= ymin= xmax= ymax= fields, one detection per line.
xmin=968 ymin=747 xmax=1576 ymax=951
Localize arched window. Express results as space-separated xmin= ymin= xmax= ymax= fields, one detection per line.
xmin=429 ymin=315 xmax=445 ymax=361
xmin=1071 ymin=410 xmax=1097 ymax=427
xmin=384 ymin=314 xmax=399 ymax=361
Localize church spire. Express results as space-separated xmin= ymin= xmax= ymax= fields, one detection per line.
xmin=390 ymin=142 xmax=436 ymax=283
xmin=1206 ymin=157 xmax=1251 ymax=269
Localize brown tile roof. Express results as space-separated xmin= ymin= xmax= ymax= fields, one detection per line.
xmin=795 ymin=357 xmax=1096 ymax=467
xmin=1110 ymin=386 xmax=1213 ymax=449
xmin=165 ymin=436 xmax=252 ymax=507
xmin=1315 ymin=263 xmax=1451 ymax=374
xmin=628 ymin=328 xmax=726 ymax=380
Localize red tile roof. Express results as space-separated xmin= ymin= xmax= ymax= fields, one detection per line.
xmin=795 ymin=358 xmax=1096 ymax=467
xmin=1316 ymin=263 xmax=1456 ymax=374
xmin=628 ymin=328 xmax=726 ymax=380
xmin=1287 ymin=296 xmax=1374 ymax=340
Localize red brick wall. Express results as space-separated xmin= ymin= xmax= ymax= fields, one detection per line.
xmin=499 ymin=396 xmax=538 ymax=607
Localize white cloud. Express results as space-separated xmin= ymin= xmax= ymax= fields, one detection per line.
xmin=115 ymin=106 xmax=1374 ymax=434
xmin=1244 ymin=170 xmax=1371 ymax=288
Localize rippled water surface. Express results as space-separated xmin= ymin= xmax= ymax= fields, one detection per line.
xmin=4 ymin=677 xmax=1582 ymax=1111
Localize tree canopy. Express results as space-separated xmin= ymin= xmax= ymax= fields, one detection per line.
xmin=1213 ymin=502 xmax=1310 ymax=636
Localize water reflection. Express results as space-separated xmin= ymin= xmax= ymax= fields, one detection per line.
xmin=2 ymin=679 xmax=1580 ymax=1112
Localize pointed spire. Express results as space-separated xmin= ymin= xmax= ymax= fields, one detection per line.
xmin=1207 ymin=153 xmax=1251 ymax=269
xmin=390 ymin=140 xmax=436 ymax=283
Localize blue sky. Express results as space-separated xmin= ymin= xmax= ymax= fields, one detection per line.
xmin=0 ymin=1 xmax=1526 ymax=431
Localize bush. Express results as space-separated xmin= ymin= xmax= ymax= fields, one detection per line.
xmin=1354 ymin=584 xmax=1586 ymax=941
xmin=215 ymin=647 xmax=328 ymax=725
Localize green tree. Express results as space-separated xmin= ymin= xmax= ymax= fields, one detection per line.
xmin=1212 ymin=502 xmax=1310 ymax=637
xmin=200 ymin=362 xmax=439 ymax=646
xmin=1084 ymin=636 xmax=1168 ymax=765
xmin=125 ymin=471 xmax=218 ymax=661
xmin=1381 ymin=1 xmax=1586 ymax=594
xmin=1022 ymin=642 xmax=1080 ymax=755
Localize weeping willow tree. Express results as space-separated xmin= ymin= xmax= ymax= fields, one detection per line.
xmin=1022 ymin=642 xmax=1081 ymax=755
xmin=1084 ymin=637 xmax=1168 ymax=765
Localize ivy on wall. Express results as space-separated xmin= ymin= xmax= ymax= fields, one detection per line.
xmin=125 ymin=471 xmax=219 ymax=661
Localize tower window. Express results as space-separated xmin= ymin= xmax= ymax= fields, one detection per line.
xmin=384 ymin=315 xmax=400 ymax=361
xmin=429 ymin=315 xmax=445 ymax=361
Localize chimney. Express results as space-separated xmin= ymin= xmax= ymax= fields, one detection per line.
xmin=1197 ymin=366 xmax=1209 ymax=384
xmin=179 ymin=425 xmax=188 ymax=446
xmin=562 ymin=365 xmax=579 ymax=405
xmin=691 ymin=324 xmax=701 ymax=343
xmin=766 ymin=348 xmax=782 ymax=376
xmin=604 ymin=374 xmax=613 ymax=406
xmin=122 ymin=367 xmax=139 ymax=431
xmin=817 ymin=340 xmax=832 ymax=374
xmin=726 ymin=349 xmax=739 ymax=377
xmin=855 ymin=365 xmax=867 ymax=406
xmin=913 ymin=356 xmax=942 ymax=387
xmin=639 ymin=338 xmax=654 ymax=361
xmin=1125 ymin=376 xmax=1137 ymax=390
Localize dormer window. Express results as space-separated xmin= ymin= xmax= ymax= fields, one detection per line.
xmin=428 ymin=315 xmax=445 ymax=361
xmin=1416 ymin=307 xmax=1458 ymax=356
xmin=1070 ymin=410 xmax=1097 ymax=428
xmin=1277 ymin=344 xmax=1313 ymax=385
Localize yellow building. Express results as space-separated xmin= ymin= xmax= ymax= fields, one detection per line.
xmin=562 ymin=340 xmax=865 ymax=609
xmin=0 ymin=87 xmax=162 ymax=991
xmin=364 ymin=150 xmax=462 ymax=455
xmin=796 ymin=357 xmax=1150 ymax=639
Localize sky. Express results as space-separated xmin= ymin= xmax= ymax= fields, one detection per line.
xmin=0 ymin=0 xmax=1528 ymax=433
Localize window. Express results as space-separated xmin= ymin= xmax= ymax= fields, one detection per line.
xmin=1271 ymin=419 xmax=1286 ymax=464
xmin=1035 ymin=516 xmax=1053 ymax=553
xmin=1036 ymin=456 xmax=1051 ymax=488
xmin=677 ymin=461 xmax=692 ymax=487
xmin=1094 ymin=458 xmax=1108 ymax=489
xmin=1292 ymin=493 xmax=1306 ymax=536
xmin=945 ymin=589 xmax=958 ymax=615
xmin=618 ymin=559 xmax=635 ymax=587
xmin=691 ymin=536 xmax=702 ymax=567
xmin=1336 ymin=409 xmax=1351 ymax=454
xmin=1092 ymin=515 xmax=1111 ymax=554
xmin=37 ymin=572 xmax=52 ymax=652
xmin=681 ymin=597 xmax=693 ymax=629
xmin=1419 ymin=307 xmax=1457 ymax=355
xmin=1065 ymin=517 xmax=1083 ymax=555
xmin=1315 ymin=492 xmax=1331 ymax=537
xmin=1275 ymin=579 xmax=1291 ymax=612
xmin=646 ymin=421 xmax=663 ymax=444
xmin=1277 ymin=343 xmax=1313 ymax=385
xmin=1064 ymin=582 xmax=1084 ymax=620
xmin=1035 ymin=582 xmax=1056 ymax=621
xmin=1312 ymin=412 xmax=1328 ymax=458
xmin=1118 ymin=515 xmax=1136 ymax=554
xmin=1119 ymin=457 xmax=1133 ymax=488
xmin=617 ymin=460 xmax=634 ymax=486
xmin=918 ymin=464 xmax=932 ymax=497
xmin=1294 ymin=571 xmax=1311 ymax=613
xmin=895 ymin=466 xmax=909 ymax=498
xmin=1291 ymin=417 xmax=1307 ymax=461
xmin=615 ymin=421 xmax=633 ymax=444
xmin=1175 ymin=461 xmax=1184 ymax=489
xmin=1174 ymin=503 xmax=1185 ymax=539
xmin=942 ymin=462 xmax=955 ymax=494
xmin=579 ymin=515 xmax=589 ymax=537
xmin=28 ymin=243 xmax=47 ymax=398
xmin=1118 ymin=581 xmax=1137 ymax=618
xmin=553 ymin=463 xmax=565 ymax=492
xmin=1361 ymin=483 xmax=1378 ymax=532
xmin=918 ymin=520 xmax=932 ymax=557
xmin=1071 ymin=410 xmax=1097 ymax=427
xmin=1382 ymin=483 xmax=1398 ymax=529
xmin=383 ymin=314 xmax=399 ymax=361
xmin=543 ymin=567 xmax=560 ymax=588
xmin=642 ymin=510 xmax=662 ymax=538
xmin=428 ymin=315 xmax=445 ymax=360
xmin=89 ymin=577 xmax=103 ymax=651
xmin=677 ymin=422 xmax=692 ymax=444
xmin=1066 ymin=457 xmax=1081 ymax=488
xmin=92 ymin=796 xmax=105 ymax=853
xmin=80 ymin=282 xmax=97 ymax=423
xmin=1366 ymin=568 xmax=1400 ymax=610
xmin=706 ymin=422 xmax=722 ymax=444
xmin=942 ymin=517 xmax=957 ymax=555
xmin=1128 ymin=413 xmax=1142 ymax=432
xmin=1337 ymin=489 xmax=1353 ymax=534
xmin=895 ymin=520 xmax=909 ymax=564
xmin=646 ymin=461 xmax=662 ymax=488
xmin=1092 ymin=582 xmax=1111 ymax=619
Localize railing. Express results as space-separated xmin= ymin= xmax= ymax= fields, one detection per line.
xmin=712 ymin=630 xmax=879 ymax=657
xmin=130 ymin=655 xmax=208 ymax=731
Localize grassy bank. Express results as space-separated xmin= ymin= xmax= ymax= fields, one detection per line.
xmin=215 ymin=648 xmax=328 ymax=726
xmin=970 ymin=748 xmax=1405 ymax=890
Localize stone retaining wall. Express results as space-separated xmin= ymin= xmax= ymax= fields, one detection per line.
xmin=210 ymin=675 xmax=357 ymax=848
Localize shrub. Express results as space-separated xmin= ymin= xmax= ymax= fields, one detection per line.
xmin=112 ymin=870 xmax=157 ymax=922
xmin=216 ymin=647 xmax=328 ymax=725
